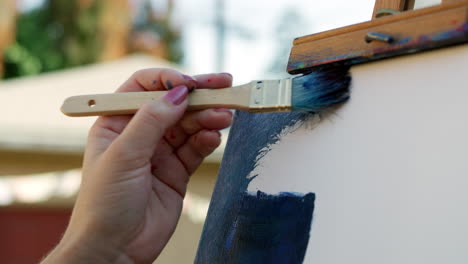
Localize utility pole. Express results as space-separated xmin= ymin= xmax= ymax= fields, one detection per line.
xmin=215 ymin=0 xmax=225 ymax=72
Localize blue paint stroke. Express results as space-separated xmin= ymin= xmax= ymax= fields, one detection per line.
xmin=223 ymin=191 xmax=315 ymax=263
xmin=432 ymin=22 xmax=468 ymax=41
xmin=196 ymin=111 xmax=314 ymax=263
xmin=291 ymin=66 xmax=350 ymax=112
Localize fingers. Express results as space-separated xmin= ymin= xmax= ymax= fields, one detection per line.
xmin=176 ymin=130 xmax=222 ymax=174
xmin=162 ymin=72 xmax=232 ymax=148
xmin=87 ymin=69 xmax=233 ymax=174
xmin=117 ymin=68 xmax=198 ymax=93
xmin=164 ymin=108 xmax=232 ymax=148
xmin=118 ymin=70 xmax=233 ymax=93
xmin=181 ymin=108 xmax=232 ymax=134
xmin=151 ymin=139 xmax=190 ymax=197
xmin=194 ymin=72 xmax=232 ymax=88
xmin=108 ymin=86 xmax=189 ymax=168
xmin=85 ymin=115 xmax=133 ymax=161
xmin=151 ymin=129 xmax=222 ymax=195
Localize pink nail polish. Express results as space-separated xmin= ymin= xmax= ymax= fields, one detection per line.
xmin=220 ymin=72 xmax=232 ymax=78
xmin=182 ymin=75 xmax=198 ymax=92
xmin=164 ymin=85 xmax=188 ymax=105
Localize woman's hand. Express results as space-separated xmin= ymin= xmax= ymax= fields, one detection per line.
xmin=42 ymin=69 xmax=233 ymax=264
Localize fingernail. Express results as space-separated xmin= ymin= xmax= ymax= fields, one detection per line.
xmin=164 ymin=85 xmax=188 ymax=105
xmin=214 ymin=108 xmax=232 ymax=115
xmin=220 ymin=72 xmax=232 ymax=78
xmin=182 ymin=74 xmax=196 ymax=81
xmin=182 ymin=75 xmax=198 ymax=92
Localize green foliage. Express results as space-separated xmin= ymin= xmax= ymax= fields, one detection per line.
xmin=3 ymin=0 xmax=184 ymax=79
xmin=133 ymin=0 xmax=183 ymax=64
xmin=3 ymin=43 xmax=42 ymax=77
xmin=158 ymin=22 xmax=184 ymax=63
xmin=135 ymin=20 xmax=183 ymax=63
xmin=3 ymin=0 xmax=102 ymax=79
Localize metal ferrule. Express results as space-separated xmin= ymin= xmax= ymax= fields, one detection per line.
xmin=248 ymin=79 xmax=292 ymax=112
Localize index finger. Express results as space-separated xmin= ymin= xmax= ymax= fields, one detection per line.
xmin=194 ymin=73 xmax=233 ymax=89
xmin=116 ymin=68 xmax=198 ymax=93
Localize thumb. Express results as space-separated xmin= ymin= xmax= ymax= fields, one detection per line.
xmin=110 ymin=85 xmax=189 ymax=160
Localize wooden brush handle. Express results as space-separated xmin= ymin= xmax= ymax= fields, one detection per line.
xmin=61 ymin=86 xmax=252 ymax=117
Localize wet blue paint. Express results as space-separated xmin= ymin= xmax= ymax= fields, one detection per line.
xmin=291 ymin=66 xmax=350 ymax=112
xmin=222 ymin=191 xmax=315 ymax=263
xmin=432 ymin=22 xmax=468 ymax=41
xmin=397 ymin=36 xmax=412 ymax=46
xmin=195 ymin=111 xmax=316 ymax=263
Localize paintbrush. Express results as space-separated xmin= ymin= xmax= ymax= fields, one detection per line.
xmin=61 ymin=66 xmax=351 ymax=117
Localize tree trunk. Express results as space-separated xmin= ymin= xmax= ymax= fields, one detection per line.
xmin=0 ymin=0 xmax=16 ymax=78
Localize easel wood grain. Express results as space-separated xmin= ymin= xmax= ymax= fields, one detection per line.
xmin=293 ymin=1 xmax=467 ymax=44
xmin=197 ymin=0 xmax=468 ymax=262
xmin=288 ymin=1 xmax=468 ymax=73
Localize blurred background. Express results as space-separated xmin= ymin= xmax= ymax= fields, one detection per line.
xmin=0 ymin=0 xmax=440 ymax=263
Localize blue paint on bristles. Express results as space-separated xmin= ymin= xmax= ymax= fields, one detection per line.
xmin=291 ymin=66 xmax=351 ymax=112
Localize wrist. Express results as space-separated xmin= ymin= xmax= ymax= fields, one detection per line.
xmin=42 ymin=230 xmax=133 ymax=264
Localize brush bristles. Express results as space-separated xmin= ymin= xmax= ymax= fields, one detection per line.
xmin=291 ymin=66 xmax=351 ymax=112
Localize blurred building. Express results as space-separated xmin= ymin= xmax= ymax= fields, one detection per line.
xmin=0 ymin=54 xmax=225 ymax=263
xmin=0 ymin=1 xmax=216 ymax=263
xmin=1 ymin=0 xmax=182 ymax=79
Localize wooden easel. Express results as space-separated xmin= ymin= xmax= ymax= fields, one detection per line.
xmin=287 ymin=0 xmax=468 ymax=74
xmin=372 ymin=0 xmax=416 ymax=17
xmin=372 ymin=0 xmax=461 ymax=17
xmin=197 ymin=1 xmax=468 ymax=263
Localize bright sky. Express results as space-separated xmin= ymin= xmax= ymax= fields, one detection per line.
xmin=174 ymin=0 xmax=375 ymax=83
xmin=20 ymin=0 xmax=441 ymax=84
xmin=179 ymin=0 xmax=441 ymax=83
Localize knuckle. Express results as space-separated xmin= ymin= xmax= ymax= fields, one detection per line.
xmin=140 ymin=104 xmax=169 ymax=125
xmin=105 ymin=143 xmax=148 ymax=169
xmin=181 ymin=115 xmax=203 ymax=134
xmin=161 ymin=68 xmax=181 ymax=76
xmin=138 ymin=102 xmax=177 ymax=133
xmin=191 ymin=134 xmax=216 ymax=157
xmin=131 ymin=69 xmax=146 ymax=79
